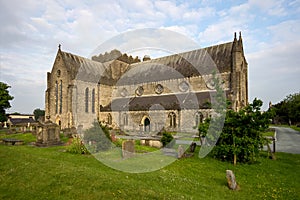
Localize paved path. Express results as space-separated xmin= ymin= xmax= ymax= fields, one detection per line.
xmin=273 ymin=126 xmax=300 ymax=154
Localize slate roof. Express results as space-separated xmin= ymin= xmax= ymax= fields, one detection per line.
xmin=58 ymin=41 xmax=234 ymax=85
xmin=59 ymin=51 xmax=113 ymax=83
xmin=101 ymin=90 xmax=229 ymax=111
xmin=117 ymin=42 xmax=233 ymax=85
xmin=8 ymin=118 xmax=37 ymax=125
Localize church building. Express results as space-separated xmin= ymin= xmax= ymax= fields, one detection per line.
xmin=45 ymin=32 xmax=248 ymax=133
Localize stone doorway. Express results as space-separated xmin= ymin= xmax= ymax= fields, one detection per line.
xmin=144 ymin=117 xmax=150 ymax=132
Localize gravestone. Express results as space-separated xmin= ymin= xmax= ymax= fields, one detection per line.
xmin=36 ymin=121 xmax=61 ymax=147
xmin=189 ymin=142 xmax=196 ymax=153
xmin=178 ymin=145 xmax=184 ymax=158
xmin=226 ymin=170 xmax=239 ymax=190
xmin=63 ymin=127 xmax=77 ymax=138
xmin=122 ymin=140 xmax=135 ymax=159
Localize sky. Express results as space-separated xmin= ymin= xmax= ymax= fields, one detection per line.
xmin=0 ymin=0 xmax=299 ymax=114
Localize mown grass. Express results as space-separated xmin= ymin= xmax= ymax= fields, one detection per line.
xmin=262 ymin=131 xmax=275 ymax=137
xmin=0 ymin=138 xmax=299 ymax=199
xmin=0 ymin=132 xmax=36 ymax=144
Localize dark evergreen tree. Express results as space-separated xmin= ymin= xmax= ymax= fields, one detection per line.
xmin=0 ymin=82 xmax=14 ymax=122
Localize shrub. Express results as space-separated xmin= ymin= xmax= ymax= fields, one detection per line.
xmin=113 ymin=138 xmax=124 ymax=147
xmin=66 ymin=137 xmax=89 ymax=154
xmin=83 ymin=121 xmax=112 ymax=152
xmin=160 ymin=132 xmax=174 ymax=147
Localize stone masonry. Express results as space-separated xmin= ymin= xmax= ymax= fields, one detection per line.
xmin=45 ymin=32 xmax=248 ymax=133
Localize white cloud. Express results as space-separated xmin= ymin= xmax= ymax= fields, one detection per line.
xmin=248 ymin=39 xmax=300 ymax=109
xmin=267 ymin=20 xmax=300 ymax=43
xmin=0 ymin=0 xmax=299 ymax=113
xmin=198 ymin=2 xmax=252 ymax=45
xmin=249 ymin=0 xmax=287 ymax=16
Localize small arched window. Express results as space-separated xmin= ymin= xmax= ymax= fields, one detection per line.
xmin=168 ymin=112 xmax=176 ymax=128
xmin=123 ymin=113 xmax=128 ymax=126
xmin=85 ymin=88 xmax=89 ymax=113
xmin=195 ymin=112 xmax=204 ymax=126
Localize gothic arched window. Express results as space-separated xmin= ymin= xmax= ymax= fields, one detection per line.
xmin=55 ymin=81 xmax=58 ymax=114
xmin=168 ymin=112 xmax=176 ymax=128
xmin=59 ymin=80 xmax=63 ymax=114
xmin=123 ymin=113 xmax=128 ymax=126
xmin=91 ymin=88 xmax=95 ymax=113
xmin=85 ymin=88 xmax=89 ymax=113
xmin=195 ymin=112 xmax=204 ymax=126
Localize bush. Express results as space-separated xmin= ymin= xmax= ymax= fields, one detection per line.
xmin=113 ymin=138 xmax=124 ymax=147
xmin=66 ymin=137 xmax=89 ymax=154
xmin=160 ymin=132 xmax=174 ymax=147
xmin=83 ymin=121 xmax=112 ymax=152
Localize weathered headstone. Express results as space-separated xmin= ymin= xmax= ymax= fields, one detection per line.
xmin=63 ymin=127 xmax=77 ymax=138
xmin=226 ymin=170 xmax=239 ymax=190
xmin=122 ymin=140 xmax=135 ymax=159
xmin=36 ymin=121 xmax=61 ymax=146
xmin=189 ymin=142 xmax=196 ymax=153
xmin=178 ymin=145 xmax=184 ymax=158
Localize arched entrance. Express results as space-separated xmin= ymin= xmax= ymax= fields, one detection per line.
xmin=144 ymin=117 xmax=150 ymax=132
xmin=55 ymin=116 xmax=61 ymax=126
xmin=55 ymin=116 xmax=61 ymax=128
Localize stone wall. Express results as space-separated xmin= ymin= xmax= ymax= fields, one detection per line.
xmin=99 ymin=109 xmax=210 ymax=134
xmin=45 ymin=35 xmax=248 ymax=133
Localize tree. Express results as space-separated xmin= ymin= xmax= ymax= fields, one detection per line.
xmin=33 ymin=108 xmax=45 ymax=121
xmin=272 ymin=92 xmax=300 ymax=125
xmin=199 ymin=99 xmax=271 ymax=164
xmin=0 ymin=82 xmax=14 ymax=122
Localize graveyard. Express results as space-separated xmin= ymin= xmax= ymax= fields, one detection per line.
xmin=0 ymin=131 xmax=299 ymax=199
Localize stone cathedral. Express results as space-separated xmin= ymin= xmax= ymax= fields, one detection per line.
xmin=45 ymin=32 xmax=248 ymax=133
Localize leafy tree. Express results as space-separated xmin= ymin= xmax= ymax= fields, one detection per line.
xmin=0 ymin=82 xmax=14 ymax=122
xmin=83 ymin=121 xmax=112 ymax=152
xmin=272 ymin=92 xmax=300 ymax=125
xmin=200 ymin=98 xmax=271 ymax=164
xmin=10 ymin=112 xmax=20 ymax=115
xmin=33 ymin=108 xmax=45 ymax=121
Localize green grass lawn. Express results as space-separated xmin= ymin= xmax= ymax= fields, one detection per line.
xmin=0 ymin=132 xmax=36 ymax=144
xmin=262 ymin=131 xmax=275 ymax=137
xmin=1 ymin=140 xmax=299 ymax=200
